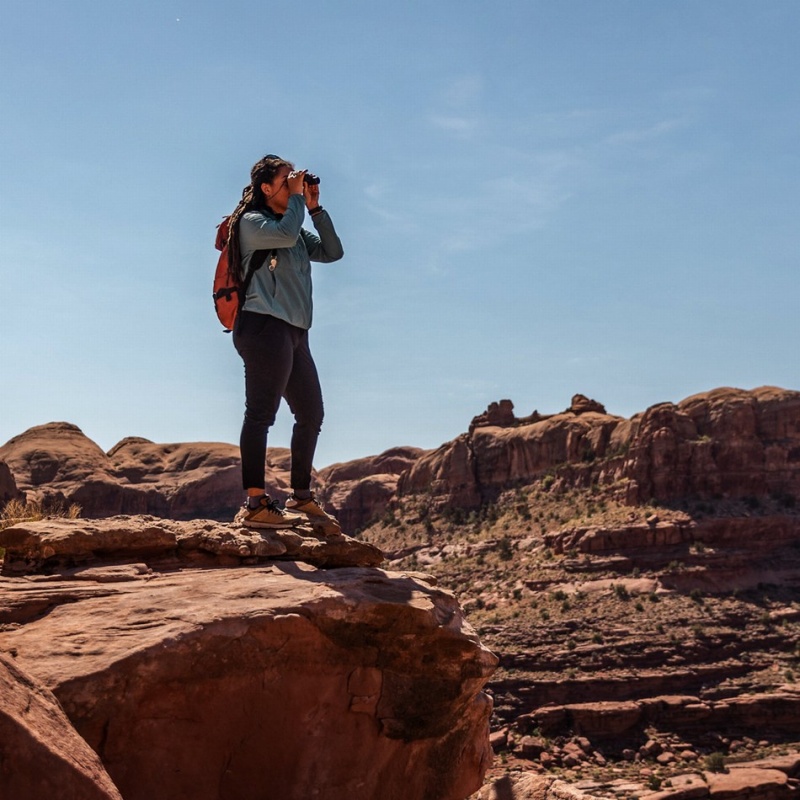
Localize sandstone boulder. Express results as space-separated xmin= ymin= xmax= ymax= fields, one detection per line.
xmin=0 ymin=527 xmax=498 ymax=800
xmin=0 ymin=654 xmax=122 ymax=800
xmin=705 ymin=767 xmax=791 ymax=800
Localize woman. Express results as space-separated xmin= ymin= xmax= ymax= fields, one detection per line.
xmin=226 ymin=154 xmax=344 ymax=534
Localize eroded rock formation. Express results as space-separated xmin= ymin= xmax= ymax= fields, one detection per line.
xmin=0 ymin=422 xmax=292 ymax=521
xmin=3 ymin=387 xmax=797 ymax=530
xmin=399 ymin=387 xmax=800 ymax=509
xmin=316 ymin=446 xmax=426 ymax=532
xmin=0 ymin=460 xmax=21 ymax=505
xmin=0 ymin=517 xmax=497 ymax=800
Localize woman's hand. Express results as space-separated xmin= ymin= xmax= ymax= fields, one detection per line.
xmin=304 ymin=181 xmax=320 ymax=210
xmin=287 ymin=170 xmax=307 ymax=195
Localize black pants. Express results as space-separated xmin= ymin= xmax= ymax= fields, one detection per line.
xmin=233 ymin=311 xmax=324 ymax=492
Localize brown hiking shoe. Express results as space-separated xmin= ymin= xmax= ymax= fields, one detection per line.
xmin=285 ymin=493 xmax=342 ymax=536
xmin=236 ymin=496 xmax=304 ymax=529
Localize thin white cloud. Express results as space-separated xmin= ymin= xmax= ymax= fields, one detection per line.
xmin=429 ymin=114 xmax=480 ymax=135
xmin=444 ymin=75 xmax=485 ymax=107
xmin=606 ymin=118 xmax=686 ymax=146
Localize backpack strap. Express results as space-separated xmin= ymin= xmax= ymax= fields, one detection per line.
xmin=240 ymin=248 xmax=273 ymax=299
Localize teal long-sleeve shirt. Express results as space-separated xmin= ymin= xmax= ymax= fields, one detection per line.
xmin=239 ymin=194 xmax=344 ymax=330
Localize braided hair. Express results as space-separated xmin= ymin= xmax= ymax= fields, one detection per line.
xmin=226 ymin=154 xmax=293 ymax=281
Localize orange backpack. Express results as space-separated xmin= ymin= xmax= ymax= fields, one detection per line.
xmin=213 ymin=216 xmax=272 ymax=332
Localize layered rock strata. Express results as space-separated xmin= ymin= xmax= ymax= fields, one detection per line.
xmin=3 ymin=387 xmax=797 ymax=529
xmin=0 ymin=517 xmax=498 ymax=800
xmin=0 ymin=515 xmax=385 ymax=576
xmin=399 ymin=387 xmax=800 ymax=509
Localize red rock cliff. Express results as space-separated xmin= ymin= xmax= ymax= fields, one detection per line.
xmin=398 ymin=387 xmax=800 ymax=508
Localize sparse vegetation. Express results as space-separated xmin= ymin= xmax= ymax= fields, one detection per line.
xmin=498 ymin=536 xmax=513 ymax=561
xmin=357 ymin=471 xmax=800 ymax=792
xmin=0 ymin=499 xmax=82 ymax=560
xmin=613 ymin=583 xmax=630 ymax=601
xmin=704 ymin=752 xmax=727 ymax=773
xmin=1 ymin=498 xmax=81 ymax=531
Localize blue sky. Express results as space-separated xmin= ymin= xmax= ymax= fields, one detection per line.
xmin=1 ymin=1 xmax=798 ymax=468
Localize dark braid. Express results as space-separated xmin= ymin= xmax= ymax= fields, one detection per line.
xmin=226 ymin=155 xmax=293 ymax=281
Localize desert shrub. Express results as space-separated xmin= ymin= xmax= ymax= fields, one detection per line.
xmin=1 ymin=498 xmax=81 ymax=531
xmin=498 ymin=536 xmax=513 ymax=561
xmin=0 ymin=499 xmax=81 ymax=559
xmin=704 ymin=752 xmax=726 ymax=773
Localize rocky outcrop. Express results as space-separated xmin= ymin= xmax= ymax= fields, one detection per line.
xmin=398 ymin=387 xmax=800 ymax=509
xmin=470 ymin=400 xmax=518 ymax=432
xmin=0 ymin=460 xmax=22 ymax=506
xmin=625 ymin=386 xmax=800 ymax=503
xmin=570 ymin=394 xmax=607 ymax=416
xmin=0 ymin=517 xmax=497 ymax=800
xmin=401 ymin=409 xmax=623 ymax=508
xmin=473 ymin=756 xmax=800 ymax=800
xmin=0 ymin=654 xmax=122 ymax=800
xmin=0 ymin=422 xmax=293 ymax=521
xmin=317 ymin=447 xmax=426 ymax=533
xmin=519 ymin=691 xmax=800 ymax=740
xmin=544 ymin=515 xmax=800 ymax=591
xmin=0 ymin=515 xmax=385 ymax=576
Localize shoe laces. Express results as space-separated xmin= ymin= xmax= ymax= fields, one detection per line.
xmin=248 ymin=496 xmax=282 ymax=513
xmin=264 ymin=497 xmax=283 ymax=513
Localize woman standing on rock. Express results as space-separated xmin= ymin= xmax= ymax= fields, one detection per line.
xmin=225 ymin=154 xmax=344 ymax=535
